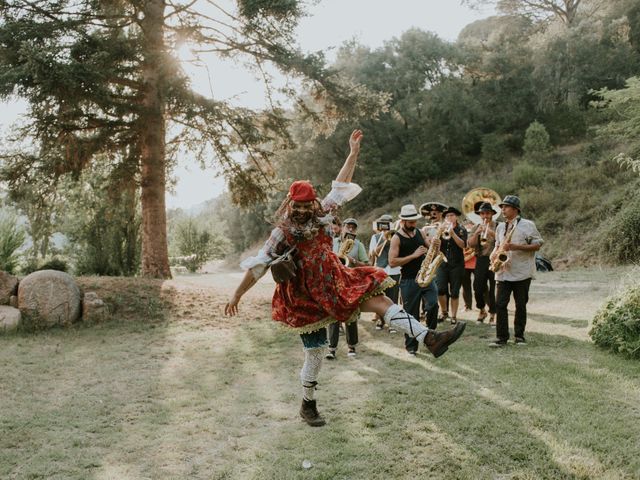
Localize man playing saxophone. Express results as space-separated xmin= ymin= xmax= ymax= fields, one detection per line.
xmin=389 ymin=205 xmax=441 ymax=356
xmin=488 ymin=196 xmax=544 ymax=347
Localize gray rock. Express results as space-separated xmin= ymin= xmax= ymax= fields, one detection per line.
xmin=18 ymin=270 xmax=82 ymax=328
xmin=0 ymin=271 xmax=19 ymax=305
xmin=9 ymin=295 xmax=18 ymax=308
xmin=0 ymin=305 xmax=21 ymax=332
xmin=82 ymin=291 xmax=108 ymax=322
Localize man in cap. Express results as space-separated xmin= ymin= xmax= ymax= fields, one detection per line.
xmin=436 ymin=206 xmax=468 ymax=324
xmin=489 ymin=195 xmax=543 ymax=347
xmin=468 ymin=202 xmax=499 ymax=324
xmin=326 ymin=217 xmax=369 ymax=358
xmin=369 ymin=214 xmax=401 ymax=331
xmin=389 ymin=205 xmax=442 ymax=356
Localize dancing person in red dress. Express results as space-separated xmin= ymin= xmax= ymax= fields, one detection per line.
xmin=225 ymin=130 xmax=466 ymax=427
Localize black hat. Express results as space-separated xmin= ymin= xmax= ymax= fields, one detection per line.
xmin=498 ymin=195 xmax=521 ymax=211
xmin=419 ymin=202 xmax=448 ymax=216
xmin=443 ymin=206 xmax=462 ymax=216
xmin=474 ymin=201 xmax=498 ymax=215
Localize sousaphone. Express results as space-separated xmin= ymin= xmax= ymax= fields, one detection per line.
xmin=461 ymin=187 xmax=501 ymax=225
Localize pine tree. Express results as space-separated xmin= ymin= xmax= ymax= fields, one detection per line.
xmin=0 ymin=0 xmax=386 ymax=277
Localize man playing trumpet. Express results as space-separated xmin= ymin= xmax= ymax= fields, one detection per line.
xmin=467 ymin=202 xmax=498 ymax=324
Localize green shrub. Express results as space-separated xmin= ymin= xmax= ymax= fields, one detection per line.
xmin=596 ymin=194 xmax=640 ymax=264
xmin=0 ymin=214 xmax=25 ymax=274
xmin=590 ymin=283 xmax=640 ymax=359
xmin=39 ymin=257 xmax=69 ymax=272
xmin=20 ymin=256 xmax=69 ymax=275
xmin=523 ymin=121 xmax=552 ymax=162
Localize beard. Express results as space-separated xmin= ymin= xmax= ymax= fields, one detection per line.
xmin=403 ymin=225 xmax=416 ymax=232
xmin=291 ymin=212 xmax=313 ymax=225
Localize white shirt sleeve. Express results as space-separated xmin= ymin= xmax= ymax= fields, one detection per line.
xmin=321 ymin=181 xmax=362 ymax=212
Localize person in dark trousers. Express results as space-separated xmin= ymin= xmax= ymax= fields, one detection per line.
xmin=468 ymin=202 xmax=499 ymax=324
xmin=489 ymin=195 xmax=543 ymax=347
xmin=388 ymin=204 xmax=441 ymax=356
xmin=436 ymin=207 xmax=468 ymax=324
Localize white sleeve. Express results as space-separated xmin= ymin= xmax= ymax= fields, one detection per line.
xmin=321 ymin=181 xmax=362 ymax=211
xmin=239 ymin=227 xmax=286 ymax=280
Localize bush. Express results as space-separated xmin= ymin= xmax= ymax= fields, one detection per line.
xmin=595 ymin=194 xmax=640 ymax=264
xmin=590 ymin=283 xmax=640 ymax=359
xmin=20 ymin=256 xmax=69 ymax=275
xmin=0 ymin=214 xmax=26 ymax=274
xmin=523 ymin=121 xmax=552 ymax=162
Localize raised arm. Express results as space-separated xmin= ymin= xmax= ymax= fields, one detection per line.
xmin=335 ymin=129 xmax=363 ymax=183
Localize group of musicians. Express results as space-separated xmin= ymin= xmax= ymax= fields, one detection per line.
xmin=331 ymin=191 xmax=544 ymax=354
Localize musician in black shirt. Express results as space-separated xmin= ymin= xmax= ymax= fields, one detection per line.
xmin=436 ymin=207 xmax=468 ymax=324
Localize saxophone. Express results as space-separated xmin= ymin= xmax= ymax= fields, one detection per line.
xmin=416 ymin=223 xmax=447 ymax=288
xmin=338 ymin=234 xmax=356 ymax=266
xmin=490 ymin=220 xmax=517 ymax=273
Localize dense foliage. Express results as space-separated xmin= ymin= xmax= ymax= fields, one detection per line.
xmin=591 ymin=280 xmax=640 ymax=359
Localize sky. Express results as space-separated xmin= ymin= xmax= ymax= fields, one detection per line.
xmin=0 ymin=1 xmax=494 ymax=210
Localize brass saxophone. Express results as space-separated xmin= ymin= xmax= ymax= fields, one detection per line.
xmin=338 ymin=234 xmax=356 ymax=266
xmin=490 ymin=220 xmax=517 ymax=273
xmin=416 ymin=223 xmax=447 ymax=288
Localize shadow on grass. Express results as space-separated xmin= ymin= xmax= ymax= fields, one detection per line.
xmin=204 ymin=321 xmax=640 ymax=480
xmin=528 ymin=312 xmax=590 ymax=329
xmin=2 ymin=302 xmax=639 ymax=479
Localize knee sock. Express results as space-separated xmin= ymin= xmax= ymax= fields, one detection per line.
xmin=300 ymin=347 xmax=324 ymax=401
xmin=383 ymin=304 xmax=429 ymax=343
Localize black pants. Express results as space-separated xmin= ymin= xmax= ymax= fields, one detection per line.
xmin=462 ymin=268 xmax=473 ymax=309
xmin=474 ymin=256 xmax=496 ymax=313
xmin=496 ymin=278 xmax=531 ymax=341
xmin=328 ymin=318 xmax=358 ymax=349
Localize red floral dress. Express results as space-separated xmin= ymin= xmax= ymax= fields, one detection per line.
xmin=272 ymin=228 xmax=393 ymax=333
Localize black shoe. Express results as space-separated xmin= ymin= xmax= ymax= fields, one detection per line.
xmin=424 ymin=322 xmax=466 ymax=358
xmin=515 ymin=337 xmax=527 ymax=345
xmin=347 ymin=347 xmax=357 ymax=357
xmin=489 ymin=339 xmax=507 ymax=348
xmin=325 ymin=350 xmax=336 ymax=360
xmin=300 ymin=399 xmax=326 ymax=427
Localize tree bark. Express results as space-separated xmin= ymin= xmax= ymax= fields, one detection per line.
xmin=139 ymin=0 xmax=171 ymax=278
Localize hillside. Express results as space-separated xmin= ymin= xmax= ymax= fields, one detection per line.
xmin=351 ymin=140 xmax=640 ymax=269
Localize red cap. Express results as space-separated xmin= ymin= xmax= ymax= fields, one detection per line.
xmin=288 ymin=180 xmax=317 ymax=202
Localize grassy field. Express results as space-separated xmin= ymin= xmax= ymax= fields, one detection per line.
xmin=1 ymin=267 xmax=639 ymax=479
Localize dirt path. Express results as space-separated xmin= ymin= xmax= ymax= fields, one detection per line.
xmin=168 ymin=265 xmax=626 ymax=342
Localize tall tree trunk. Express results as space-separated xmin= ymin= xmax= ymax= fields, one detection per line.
xmin=139 ymin=0 xmax=171 ymax=278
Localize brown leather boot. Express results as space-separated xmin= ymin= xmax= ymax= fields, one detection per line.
xmin=424 ymin=322 xmax=466 ymax=358
xmin=300 ymin=399 xmax=326 ymax=427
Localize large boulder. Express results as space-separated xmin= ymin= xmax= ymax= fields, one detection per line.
xmin=18 ymin=270 xmax=82 ymax=328
xmin=0 ymin=306 xmax=21 ymax=332
xmin=0 ymin=271 xmax=19 ymax=305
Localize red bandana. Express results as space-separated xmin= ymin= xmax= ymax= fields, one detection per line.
xmin=288 ymin=180 xmax=317 ymax=202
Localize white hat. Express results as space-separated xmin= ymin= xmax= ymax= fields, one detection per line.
xmin=399 ymin=204 xmax=422 ymax=221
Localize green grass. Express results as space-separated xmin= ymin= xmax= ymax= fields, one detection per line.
xmin=1 ymin=270 xmax=639 ymax=479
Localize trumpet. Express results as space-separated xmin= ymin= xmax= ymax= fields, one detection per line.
xmin=479 ymin=218 xmax=490 ymax=245
xmin=441 ymin=222 xmax=453 ymax=240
